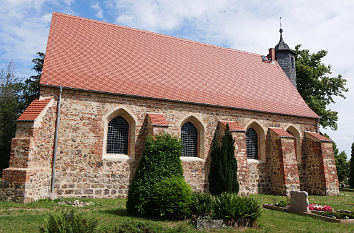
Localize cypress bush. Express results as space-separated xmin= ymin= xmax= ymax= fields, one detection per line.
xmin=126 ymin=134 xmax=184 ymax=216
xmin=209 ymin=124 xmax=239 ymax=195
xmin=350 ymin=142 xmax=354 ymax=188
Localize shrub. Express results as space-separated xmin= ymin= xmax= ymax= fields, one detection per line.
xmin=190 ymin=192 xmax=214 ymax=218
xmin=209 ymin=125 xmax=239 ymax=195
xmin=126 ymin=134 xmax=184 ymax=216
xmin=150 ymin=176 xmax=192 ymax=219
xmin=213 ymin=193 xmax=261 ymax=226
xmin=39 ymin=209 xmax=98 ymax=233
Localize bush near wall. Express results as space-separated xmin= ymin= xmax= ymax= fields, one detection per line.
xmin=213 ymin=193 xmax=261 ymax=227
xmin=150 ymin=176 xmax=192 ymax=219
xmin=209 ymin=124 xmax=239 ymax=195
xmin=126 ymin=134 xmax=186 ymax=217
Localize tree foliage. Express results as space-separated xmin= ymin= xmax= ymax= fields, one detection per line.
xmin=23 ymin=52 xmax=44 ymax=107
xmin=209 ymin=124 xmax=239 ymax=195
xmin=350 ymin=142 xmax=354 ymax=188
xmin=126 ymin=134 xmax=185 ymax=217
xmin=335 ymin=151 xmax=349 ymax=184
xmin=325 ymin=133 xmax=349 ymax=184
xmin=295 ymin=45 xmax=348 ymax=130
xmin=0 ymin=62 xmax=24 ymax=175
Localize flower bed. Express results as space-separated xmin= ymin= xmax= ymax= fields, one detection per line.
xmin=309 ymin=204 xmax=332 ymax=212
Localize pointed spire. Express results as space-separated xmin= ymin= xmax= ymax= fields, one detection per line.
xmin=275 ymin=17 xmax=290 ymax=51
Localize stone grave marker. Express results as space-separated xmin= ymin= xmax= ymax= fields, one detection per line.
xmin=289 ymin=191 xmax=309 ymax=213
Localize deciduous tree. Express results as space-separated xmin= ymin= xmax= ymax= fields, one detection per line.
xmin=295 ymin=45 xmax=348 ymax=130
xmin=0 ymin=62 xmax=24 ymax=175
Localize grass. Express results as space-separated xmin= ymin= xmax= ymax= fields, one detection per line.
xmin=0 ymin=192 xmax=353 ymax=233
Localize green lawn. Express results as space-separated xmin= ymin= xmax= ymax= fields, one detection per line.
xmin=0 ymin=192 xmax=353 ymax=233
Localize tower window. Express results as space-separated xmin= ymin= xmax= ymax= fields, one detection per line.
xmin=291 ymin=57 xmax=295 ymax=69
xmin=181 ymin=122 xmax=198 ymax=157
xmin=246 ymin=128 xmax=258 ymax=159
xmin=107 ymin=116 xmax=129 ymax=154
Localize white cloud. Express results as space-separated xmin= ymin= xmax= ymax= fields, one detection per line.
xmin=1 ymin=0 xmax=352 ymax=155
xmin=91 ymin=1 xmax=104 ymax=19
xmin=0 ymin=0 xmax=74 ymax=77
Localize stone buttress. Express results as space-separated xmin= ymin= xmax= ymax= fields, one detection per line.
xmin=267 ymin=128 xmax=300 ymax=195
xmin=302 ymin=132 xmax=339 ymax=195
xmin=0 ymin=98 xmax=55 ymax=203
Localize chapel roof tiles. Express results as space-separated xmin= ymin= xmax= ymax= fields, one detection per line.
xmin=17 ymin=98 xmax=52 ymax=121
xmin=306 ymin=132 xmax=332 ymax=142
xmin=41 ymin=13 xmax=318 ymax=119
xmin=148 ymin=114 xmax=169 ymax=127
xmin=270 ymin=128 xmax=294 ymax=138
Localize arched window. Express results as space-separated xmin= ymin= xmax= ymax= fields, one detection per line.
xmin=181 ymin=122 xmax=198 ymax=157
xmin=246 ymin=128 xmax=258 ymax=159
xmin=107 ymin=116 xmax=129 ymax=154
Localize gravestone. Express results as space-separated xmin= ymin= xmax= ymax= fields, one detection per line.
xmin=289 ymin=191 xmax=309 ymax=213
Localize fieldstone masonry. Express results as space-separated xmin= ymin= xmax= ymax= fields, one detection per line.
xmin=0 ymin=86 xmax=339 ymax=202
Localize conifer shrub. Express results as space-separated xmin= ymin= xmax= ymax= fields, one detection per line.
xmin=150 ymin=176 xmax=192 ymax=219
xmin=209 ymin=124 xmax=239 ymax=195
xmin=350 ymin=142 xmax=354 ymax=188
xmin=190 ymin=192 xmax=214 ymax=218
xmin=39 ymin=210 xmax=98 ymax=233
xmin=126 ymin=134 xmax=184 ymax=216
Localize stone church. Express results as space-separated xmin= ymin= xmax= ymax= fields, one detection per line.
xmin=0 ymin=13 xmax=339 ymax=203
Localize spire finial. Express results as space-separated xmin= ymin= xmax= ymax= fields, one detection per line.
xmin=279 ymin=17 xmax=283 ymax=34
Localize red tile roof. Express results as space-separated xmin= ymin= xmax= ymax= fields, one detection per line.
xmin=270 ymin=128 xmax=294 ymax=138
xmin=148 ymin=114 xmax=169 ymax=127
xmin=41 ymin=13 xmax=318 ymax=119
xmin=306 ymin=132 xmax=332 ymax=142
xmin=18 ymin=98 xmax=52 ymax=121
xmin=220 ymin=121 xmax=244 ymax=132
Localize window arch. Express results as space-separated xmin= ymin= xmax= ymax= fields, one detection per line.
xmin=286 ymin=125 xmax=301 ymax=162
xmin=107 ymin=116 xmax=129 ymax=154
xmin=246 ymin=128 xmax=258 ymax=159
xmin=181 ymin=122 xmax=198 ymax=157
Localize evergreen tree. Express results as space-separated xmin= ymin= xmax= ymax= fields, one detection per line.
xmin=23 ymin=52 xmax=44 ymax=107
xmin=350 ymin=142 xmax=354 ymax=188
xmin=209 ymin=124 xmax=239 ymax=195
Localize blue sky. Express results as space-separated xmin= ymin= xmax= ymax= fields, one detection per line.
xmin=1 ymin=0 xmax=353 ymax=156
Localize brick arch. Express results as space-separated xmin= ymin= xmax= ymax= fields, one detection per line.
xmin=179 ymin=115 xmax=205 ymax=159
xmin=244 ymin=120 xmax=266 ymax=161
xmin=103 ymin=107 xmax=137 ymax=159
xmin=286 ymin=125 xmax=301 ymax=163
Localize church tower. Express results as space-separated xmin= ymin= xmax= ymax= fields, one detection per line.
xmin=275 ymin=25 xmax=297 ymax=87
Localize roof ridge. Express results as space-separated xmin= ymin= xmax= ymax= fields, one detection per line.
xmin=52 ymin=12 xmax=264 ymax=58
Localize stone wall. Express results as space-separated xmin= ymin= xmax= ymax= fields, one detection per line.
xmin=1 ymin=85 xmax=327 ymax=201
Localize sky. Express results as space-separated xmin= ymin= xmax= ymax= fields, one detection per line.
xmin=0 ymin=0 xmax=353 ymax=156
